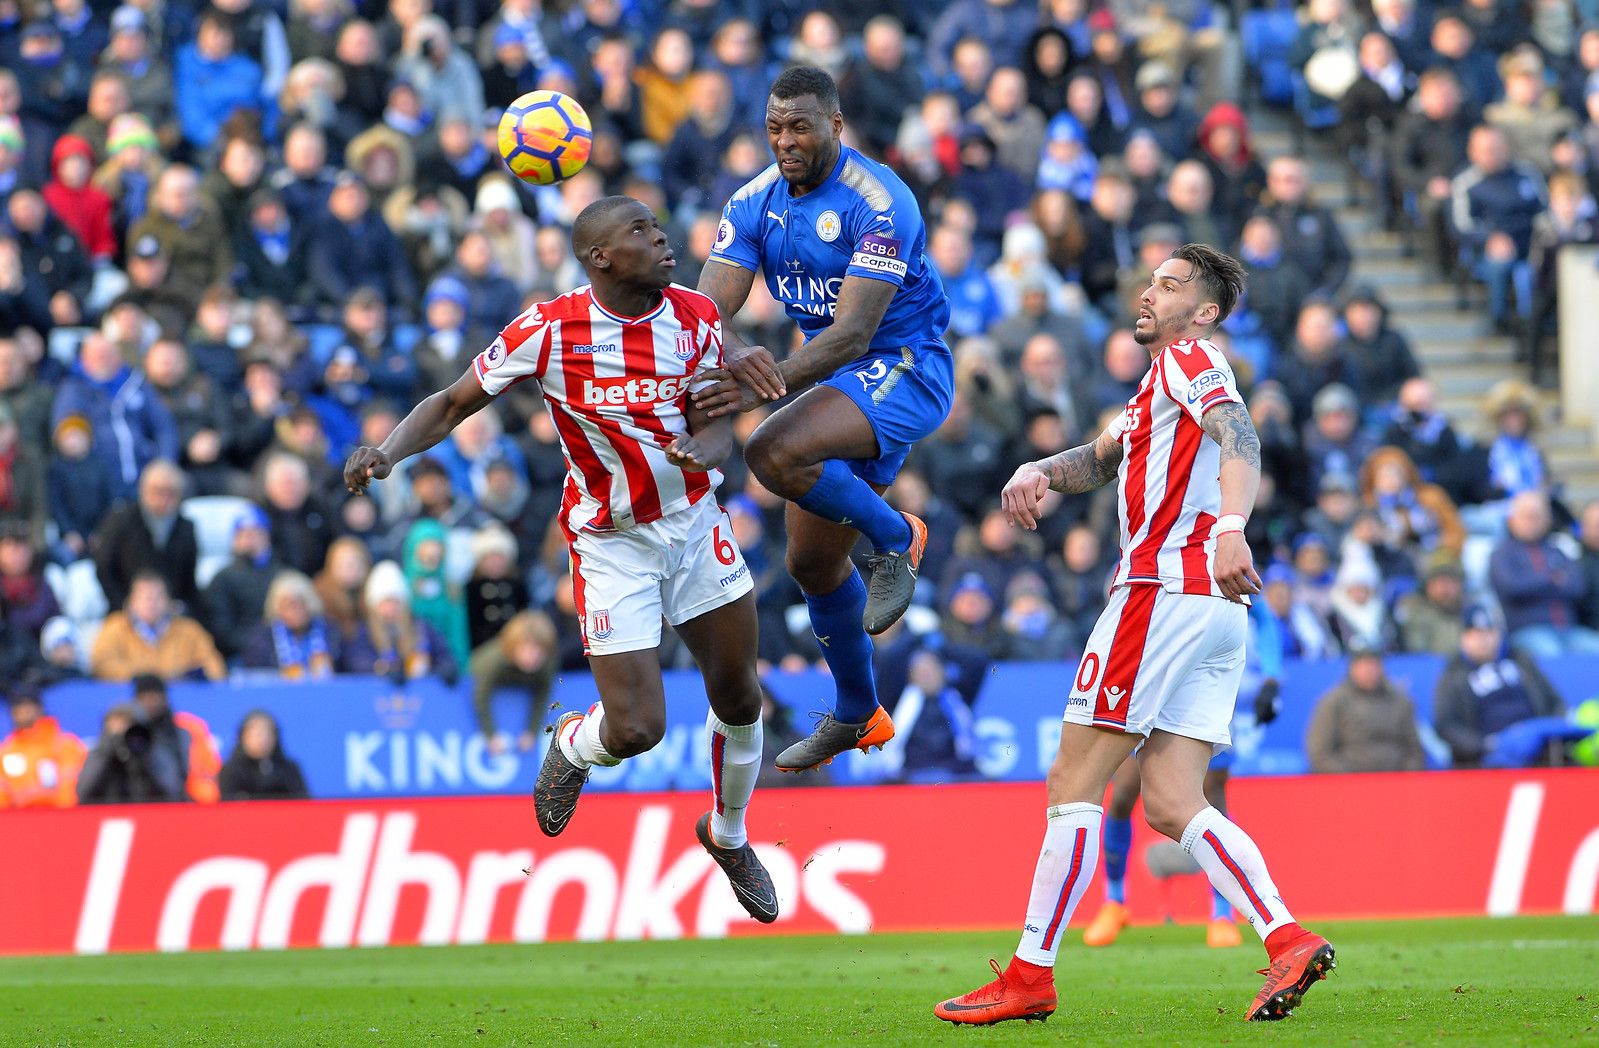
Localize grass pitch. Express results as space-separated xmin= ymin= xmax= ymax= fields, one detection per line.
xmin=1 ymin=917 xmax=1593 ymax=1047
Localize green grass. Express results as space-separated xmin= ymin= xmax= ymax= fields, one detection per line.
xmin=2 ymin=917 xmax=1595 ymax=1047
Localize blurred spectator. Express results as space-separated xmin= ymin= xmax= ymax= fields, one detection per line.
xmin=1435 ymin=604 xmax=1568 ymax=767
xmin=203 ymin=134 xmax=268 ymax=240
xmin=1428 ymin=15 xmax=1501 ymax=120
xmin=1062 ymin=72 xmax=1123 ymax=158
xmin=884 ymin=648 xmax=978 ymax=781
xmin=840 ymin=16 xmax=924 ymax=157
xmin=1256 ymin=156 xmax=1351 ymax=299
xmin=92 ymin=459 xmax=198 ymax=610
xmin=76 ymin=702 xmax=185 ymax=803
xmin=1489 ymin=491 xmax=1599 ymax=656
xmin=202 ymin=505 xmax=279 ymax=657
xmin=932 ymin=225 xmax=1004 ymax=342
xmin=240 ymin=570 xmax=345 ymax=677
xmin=1392 ymin=69 xmax=1473 ymax=276
xmin=174 ymin=10 xmax=266 ymax=151
xmin=0 ymin=525 xmax=59 ymax=639
xmin=1046 ymin=523 xmax=1111 ymax=647
xmin=312 ymin=535 xmax=371 ymax=641
xmin=636 ymin=26 xmax=696 ymax=145
xmin=1249 ymin=383 xmax=1308 ymax=508
xmin=102 ymin=11 xmax=174 ymax=132
xmin=1128 ymin=62 xmax=1197 ymax=163
xmin=1302 ymin=384 xmax=1375 ymax=494
xmin=988 ymin=269 xmax=1092 ymax=376
xmin=126 ymin=165 xmax=231 ymax=316
xmin=1360 ymin=446 xmax=1466 ymax=558
xmin=1092 ymin=329 xmax=1147 ymax=414
xmin=1327 ymin=554 xmax=1397 ymax=652
xmin=1278 ymin=301 xmax=1360 ymax=424
xmin=396 ymin=16 xmax=483 ymax=126
xmin=260 ymin=451 xmax=334 ymax=577
xmin=471 ymin=176 xmax=537 ymax=293
xmin=234 ymin=188 xmax=309 ymax=306
xmin=1337 ymin=286 xmax=1418 ymax=408
xmin=144 ymin=339 xmax=233 ymax=495
xmin=270 ymin=123 xmax=337 ymax=225
xmin=1484 ymin=48 xmax=1574 ymax=173
xmin=928 ymin=0 xmax=1035 ymax=80
xmin=46 ymin=413 xmax=114 ymax=562
xmin=1336 ymin=32 xmax=1411 ymax=225
xmin=132 ymin=672 xmax=221 ymax=802
xmin=218 ymin=708 xmax=309 ymax=800
xmin=14 ymin=21 xmax=92 ymax=152
xmin=0 ymin=338 xmax=52 ymax=452
xmin=971 ymin=66 xmax=1046 ymax=182
xmin=0 ymin=234 xmax=54 ymax=335
xmin=1581 ymin=501 xmax=1599 ymax=631
xmin=0 ymin=402 xmax=45 ymax=546
xmin=1305 ymin=643 xmax=1426 ymax=773
xmin=1164 ymin=159 xmax=1227 ymax=248
xmin=1195 ymin=102 xmax=1264 ymax=232
xmin=118 ymin=235 xmax=192 ymax=336
xmin=306 ymin=171 xmax=417 ymax=314
xmin=43 ymin=135 xmax=116 ymax=264
xmin=1379 ymin=378 xmax=1472 ymax=498
xmin=41 ymin=616 xmax=89 ymax=680
xmin=468 ymin=609 xmax=556 ymax=754
xmin=940 ymin=570 xmax=1004 ymax=658
xmin=8 ymin=189 xmax=92 ymax=332
xmin=660 ymin=70 xmax=735 ymax=212
xmin=1524 ymin=172 xmax=1598 ymax=384
xmin=912 ymin=395 xmax=1006 ymax=523
xmin=998 ymin=570 xmax=1075 ymax=661
xmin=1397 ymin=552 xmax=1468 ymax=655
xmin=464 ymin=524 xmax=526 ymax=652
xmin=1450 ymin=124 xmax=1545 ymax=334
xmin=90 ymin=570 xmax=227 ymax=681
xmin=1021 ymin=25 xmax=1072 ymax=117
xmin=0 ymin=688 xmax=86 ymax=808
xmin=347 ymin=558 xmax=459 ymax=683
xmin=1482 ymin=379 xmax=1548 ymax=501
xmin=1078 ymin=168 xmax=1137 ymax=307
xmin=403 ymin=517 xmax=468 ymax=665
xmin=955 ymin=127 xmax=1030 ymax=262
xmin=1258 ymin=562 xmax=1338 ymax=658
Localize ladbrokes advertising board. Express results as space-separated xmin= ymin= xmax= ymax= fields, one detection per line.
xmin=2 ymin=770 xmax=1595 ymax=955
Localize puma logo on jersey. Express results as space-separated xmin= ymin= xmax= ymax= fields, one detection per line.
xmin=1102 ymin=684 xmax=1127 ymax=710
xmin=767 ymin=210 xmax=788 ymax=228
xmin=581 ymin=375 xmax=694 ymax=406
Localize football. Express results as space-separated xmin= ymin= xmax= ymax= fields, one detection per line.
xmin=498 ymin=90 xmax=593 ymax=185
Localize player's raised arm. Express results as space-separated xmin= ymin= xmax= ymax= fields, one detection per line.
xmin=1001 ymin=424 xmax=1125 ymax=530
xmin=343 ymin=368 xmax=492 ymax=493
xmin=777 ymin=275 xmax=896 ymax=390
xmin=1200 ymin=400 xmax=1264 ymax=603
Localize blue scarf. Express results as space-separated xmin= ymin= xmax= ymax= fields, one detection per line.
xmin=272 ymin=618 xmax=333 ymax=679
xmin=133 ymin=614 xmax=169 ymax=646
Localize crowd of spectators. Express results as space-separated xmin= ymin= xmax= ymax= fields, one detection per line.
xmin=2 ymin=0 xmax=1598 ymax=797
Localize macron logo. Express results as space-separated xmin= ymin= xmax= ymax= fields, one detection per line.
xmin=1102 ymin=685 xmax=1126 ymax=711
xmin=582 ymin=375 xmax=693 ymax=407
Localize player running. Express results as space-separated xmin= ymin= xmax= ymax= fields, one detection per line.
xmin=344 ymin=196 xmax=778 ymax=924
xmin=934 ymin=245 xmax=1335 ymax=1025
xmin=693 ymin=66 xmax=953 ymax=773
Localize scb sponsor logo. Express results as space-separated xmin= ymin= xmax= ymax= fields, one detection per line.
xmin=71 ymin=807 xmax=885 ymax=953
xmin=582 ymin=375 xmax=694 ymax=407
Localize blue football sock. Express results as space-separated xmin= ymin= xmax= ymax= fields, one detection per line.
xmin=1210 ymin=884 xmax=1232 ymax=921
xmin=1103 ymin=816 xmax=1133 ymax=903
xmin=804 ymin=569 xmax=879 ymax=723
xmin=795 ymin=459 xmax=912 ymax=553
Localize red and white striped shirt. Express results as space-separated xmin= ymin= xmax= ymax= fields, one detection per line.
xmin=1107 ymin=337 xmax=1244 ymax=598
xmin=471 ymin=284 xmax=725 ymax=533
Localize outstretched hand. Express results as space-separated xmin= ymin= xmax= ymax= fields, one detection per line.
xmin=344 ymin=446 xmax=393 ymax=494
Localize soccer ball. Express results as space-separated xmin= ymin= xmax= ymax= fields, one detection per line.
xmin=498 ymin=90 xmax=592 ymax=186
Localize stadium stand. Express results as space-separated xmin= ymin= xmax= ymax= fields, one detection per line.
xmin=2 ymin=0 xmax=1598 ymax=805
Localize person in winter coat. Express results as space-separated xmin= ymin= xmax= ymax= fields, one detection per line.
xmin=125 ymin=164 xmax=232 ymax=316
xmin=312 ymin=535 xmax=370 ymax=642
xmin=1359 ymin=445 xmax=1467 ymax=558
xmin=1489 ymin=491 xmax=1599 ymax=656
xmin=1391 ymin=69 xmax=1474 ymax=276
xmin=1306 ymin=644 xmax=1426 ymax=773
xmin=92 ymin=114 xmax=164 ymax=244
xmin=133 ymin=673 xmax=221 ymax=802
xmin=41 ymin=135 xmax=115 ymax=262
xmin=90 ymin=571 xmax=227 ymax=682
xmin=1435 ymin=605 xmax=1569 ymax=767
xmin=142 ymin=339 xmax=234 ymax=496
xmin=0 ymin=527 xmax=58 ymax=640
xmin=1396 ymin=552 xmax=1468 ymax=655
xmin=1254 ymin=155 xmax=1353 ymax=298
xmin=1327 ymin=554 xmax=1398 ymax=653
xmin=0 ymin=403 xmax=46 ymax=547
xmin=6 ymin=189 xmax=92 ymax=331
xmin=468 ymin=609 xmax=556 ymax=754
xmin=174 ymin=9 xmax=267 ymax=152
xmin=218 ymin=709 xmax=308 ymax=800
xmin=46 ymin=414 xmax=115 ymax=562
xmin=394 ymin=15 xmax=483 ymax=126
xmin=76 ymin=702 xmax=185 ymax=804
xmin=233 ymin=186 xmax=309 ymax=306
xmin=203 ymin=506 xmax=279 ymax=660
xmin=345 ymin=559 xmax=459 ymax=683
xmin=238 ymin=569 xmax=347 ymax=678
xmin=1337 ymin=286 xmax=1419 ymax=409
xmin=304 ymin=171 xmax=417 ymax=314
xmin=1196 ymin=102 xmax=1267 ymax=235
xmin=0 ymin=689 xmax=86 ymax=808
xmin=53 ymin=333 xmax=179 ymax=501
xmin=402 ymin=518 xmax=468 ymax=667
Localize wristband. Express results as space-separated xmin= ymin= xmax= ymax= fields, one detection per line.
xmin=1213 ymin=513 xmax=1247 ymax=536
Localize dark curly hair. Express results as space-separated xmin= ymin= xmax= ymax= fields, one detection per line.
xmin=1172 ymin=243 xmax=1246 ymax=326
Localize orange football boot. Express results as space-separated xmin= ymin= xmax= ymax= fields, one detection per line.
xmin=1206 ymin=917 xmax=1244 ymax=948
xmin=1082 ymin=900 xmax=1130 ymax=946
xmin=934 ymin=958 xmax=1057 ymax=1026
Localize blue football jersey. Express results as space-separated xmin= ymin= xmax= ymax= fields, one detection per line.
xmin=708 ymin=146 xmax=951 ymax=353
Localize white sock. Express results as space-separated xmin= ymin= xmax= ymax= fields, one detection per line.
xmin=561 ymin=703 xmax=620 ymax=769
xmin=1181 ymin=806 xmax=1293 ymax=941
xmin=707 ymin=712 xmax=762 ymax=848
xmin=1014 ymin=802 xmax=1102 ymax=967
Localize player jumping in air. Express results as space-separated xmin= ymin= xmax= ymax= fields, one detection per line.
xmin=934 ymin=245 xmax=1335 ymax=1025
xmin=693 ymin=66 xmax=953 ymax=772
xmin=344 ymin=196 xmax=778 ymax=924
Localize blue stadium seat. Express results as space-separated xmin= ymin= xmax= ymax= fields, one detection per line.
xmin=1241 ymin=10 xmax=1299 ymax=108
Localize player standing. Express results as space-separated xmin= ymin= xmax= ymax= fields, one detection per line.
xmin=934 ymin=246 xmax=1335 ymax=1025
xmin=693 ymin=66 xmax=953 ymax=772
xmin=344 ymin=196 xmax=778 ymax=923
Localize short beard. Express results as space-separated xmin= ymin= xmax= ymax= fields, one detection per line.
xmin=1132 ymin=320 xmax=1160 ymax=346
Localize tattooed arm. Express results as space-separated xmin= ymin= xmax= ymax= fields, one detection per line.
xmin=1001 ymin=425 xmax=1124 ymax=530
xmin=1200 ymin=401 xmax=1263 ymax=602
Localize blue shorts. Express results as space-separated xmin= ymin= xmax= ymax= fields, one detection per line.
xmin=819 ymin=340 xmax=954 ymax=487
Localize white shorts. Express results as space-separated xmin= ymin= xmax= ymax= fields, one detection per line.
xmin=565 ymin=496 xmax=754 ymax=656
xmin=1064 ymin=585 xmax=1246 ymax=746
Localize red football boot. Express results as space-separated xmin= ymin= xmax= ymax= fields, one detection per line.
xmin=1247 ymin=925 xmax=1337 ymax=1021
xmin=934 ymin=958 xmax=1057 ymax=1026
